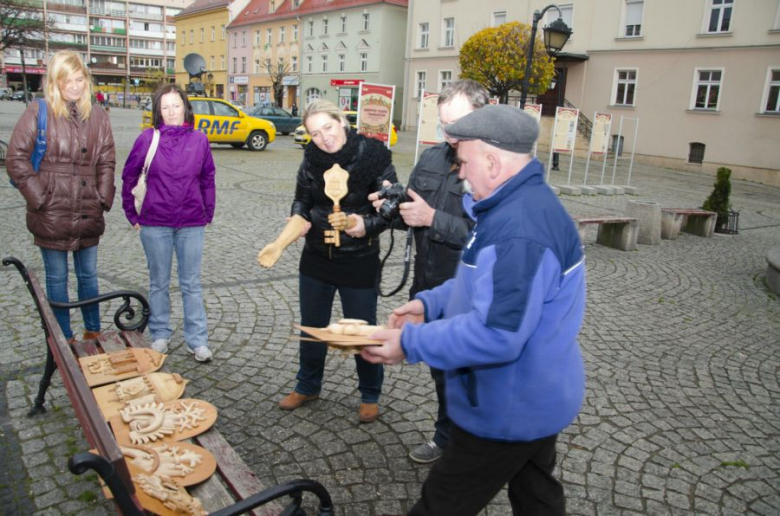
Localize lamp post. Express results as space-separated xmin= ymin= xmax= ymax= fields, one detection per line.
xmin=207 ymin=72 xmax=214 ymax=97
xmin=518 ymin=5 xmax=572 ymax=109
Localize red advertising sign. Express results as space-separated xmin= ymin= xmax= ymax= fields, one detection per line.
xmin=5 ymin=66 xmax=46 ymax=74
xmin=357 ymin=82 xmax=395 ymax=148
xmin=330 ymin=79 xmax=365 ymax=86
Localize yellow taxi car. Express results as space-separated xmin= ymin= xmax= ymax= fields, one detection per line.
xmin=142 ymin=97 xmax=276 ymax=151
xmin=294 ymin=111 xmax=397 ymax=148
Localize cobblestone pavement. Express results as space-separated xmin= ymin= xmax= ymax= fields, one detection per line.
xmin=1 ymin=101 xmax=778 ymax=516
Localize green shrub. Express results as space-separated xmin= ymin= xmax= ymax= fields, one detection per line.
xmin=702 ymin=167 xmax=732 ymax=229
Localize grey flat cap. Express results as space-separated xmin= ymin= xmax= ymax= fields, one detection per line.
xmin=445 ymin=104 xmax=539 ymax=154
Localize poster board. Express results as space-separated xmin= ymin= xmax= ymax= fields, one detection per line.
xmin=551 ymin=106 xmax=579 ymax=153
xmin=356 ymin=82 xmax=395 ymax=149
xmin=590 ymin=113 xmax=612 ymax=155
xmin=418 ymin=91 xmax=442 ymax=145
xmin=522 ymin=104 xmax=543 ymax=156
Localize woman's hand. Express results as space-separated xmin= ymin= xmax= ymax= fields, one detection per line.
xmin=133 ymin=223 xmax=140 ymax=232
xmin=327 ymin=211 xmax=350 ymax=231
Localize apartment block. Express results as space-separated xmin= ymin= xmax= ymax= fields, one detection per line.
xmin=404 ymin=0 xmax=780 ymax=185
xmin=2 ymin=0 xmax=193 ymax=104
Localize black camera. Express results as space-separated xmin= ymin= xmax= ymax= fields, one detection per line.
xmin=376 ymin=183 xmax=411 ymax=220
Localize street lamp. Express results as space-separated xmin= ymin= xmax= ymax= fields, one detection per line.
xmin=206 ymin=72 xmax=214 ymax=97
xmin=518 ymin=5 xmax=572 ymax=109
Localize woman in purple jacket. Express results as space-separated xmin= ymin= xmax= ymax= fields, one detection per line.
xmin=122 ymin=84 xmax=216 ymax=362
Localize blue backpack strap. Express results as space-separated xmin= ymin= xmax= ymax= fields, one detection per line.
xmin=31 ymin=98 xmax=47 ymax=172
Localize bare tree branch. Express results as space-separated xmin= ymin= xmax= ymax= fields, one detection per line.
xmin=0 ymin=0 xmax=51 ymax=53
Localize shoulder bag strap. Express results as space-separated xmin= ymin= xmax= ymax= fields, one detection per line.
xmin=141 ymin=129 xmax=160 ymax=179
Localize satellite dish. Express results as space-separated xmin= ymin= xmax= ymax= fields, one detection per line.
xmin=183 ymin=53 xmax=207 ymax=79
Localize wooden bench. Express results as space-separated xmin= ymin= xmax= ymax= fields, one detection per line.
xmin=3 ymin=256 xmax=334 ymax=516
xmin=574 ymin=217 xmax=639 ymax=251
xmin=661 ymin=208 xmax=717 ymax=239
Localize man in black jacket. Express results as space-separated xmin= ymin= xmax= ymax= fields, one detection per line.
xmin=371 ymin=79 xmax=488 ymax=463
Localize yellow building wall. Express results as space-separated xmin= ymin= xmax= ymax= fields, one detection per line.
xmin=175 ymin=9 xmax=231 ymax=100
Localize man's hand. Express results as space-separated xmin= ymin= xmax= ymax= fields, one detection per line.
xmin=360 ymin=328 xmax=406 ymax=365
xmin=344 ymin=214 xmax=365 ymax=237
xmin=368 ymin=180 xmax=392 ymax=212
xmin=388 ymin=299 xmax=425 ymax=329
xmin=399 ymin=189 xmax=435 ymax=228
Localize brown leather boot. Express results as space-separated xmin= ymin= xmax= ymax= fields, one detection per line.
xmin=278 ymin=391 xmax=319 ymax=410
xmin=83 ymin=331 xmax=101 ymax=341
xmin=359 ymin=403 xmax=379 ymax=423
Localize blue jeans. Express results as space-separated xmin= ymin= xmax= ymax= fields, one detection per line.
xmin=139 ymin=226 xmax=208 ymax=350
xmin=296 ymin=274 xmax=383 ymax=403
xmin=40 ymin=246 xmax=101 ymax=340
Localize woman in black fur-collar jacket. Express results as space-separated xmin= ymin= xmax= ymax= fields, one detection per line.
xmin=277 ymin=100 xmax=397 ymax=424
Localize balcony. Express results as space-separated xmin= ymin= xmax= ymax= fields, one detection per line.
xmin=90 ymin=26 xmax=127 ymax=35
xmin=129 ymin=11 xmax=163 ymax=22
xmin=90 ymin=45 xmax=126 ymax=53
xmin=89 ymin=7 xmax=126 ymax=18
xmin=47 ymin=2 xmax=87 ymax=15
xmin=91 ymin=62 xmax=126 ymax=71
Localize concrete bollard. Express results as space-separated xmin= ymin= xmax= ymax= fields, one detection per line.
xmin=627 ymin=200 xmax=662 ymax=245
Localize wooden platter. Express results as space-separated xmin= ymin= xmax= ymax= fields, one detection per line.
xmin=93 ymin=372 xmax=188 ymax=420
xmin=109 ymin=398 xmax=218 ymax=446
xmin=294 ymin=324 xmax=383 ymax=355
xmin=79 ymin=348 xmax=166 ymax=387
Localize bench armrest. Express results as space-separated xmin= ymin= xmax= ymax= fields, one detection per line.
xmin=49 ymin=291 xmax=150 ymax=333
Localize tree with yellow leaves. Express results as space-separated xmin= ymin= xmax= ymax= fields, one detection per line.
xmin=459 ymin=22 xmax=556 ymax=104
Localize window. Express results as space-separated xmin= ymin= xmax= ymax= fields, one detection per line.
xmin=308 ymin=20 xmax=314 ymax=37
xmin=443 ymin=18 xmax=455 ymax=47
xmin=706 ymin=0 xmax=733 ymax=33
xmin=341 ymin=15 xmax=347 ymax=33
xmin=212 ymin=26 xmax=215 ymax=41
xmin=323 ymin=18 xmax=329 ymax=35
xmin=293 ymin=24 xmax=299 ymax=40
xmin=266 ymin=28 xmax=272 ymax=45
xmin=360 ymin=52 xmax=368 ymax=72
xmin=221 ymin=25 xmax=226 ymax=40
xmin=306 ymin=88 xmax=321 ymax=104
xmin=220 ymin=55 xmax=225 ymax=69
xmin=624 ymin=0 xmax=643 ymax=37
xmin=362 ymin=13 xmax=370 ymax=31
xmin=493 ymin=11 xmax=506 ymax=27
xmin=242 ymin=31 xmax=247 ymax=47
xmin=322 ymin=55 xmax=328 ymax=72
xmin=241 ymin=57 xmax=246 ymax=73
xmin=306 ymin=55 xmax=313 ymax=72
xmin=232 ymin=32 xmax=237 ymax=48
xmin=213 ymin=101 xmax=238 ymax=117
xmin=189 ymin=30 xmax=193 ymax=44
xmin=762 ymin=69 xmax=780 ymax=113
xmin=692 ymin=69 xmax=723 ymax=110
xmin=292 ymin=55 xmax=298 ymax=72
xmin=416 ymin=70 xmax=427 ymax=98
xmin=280 ymin=27 xmax=285 ymax=43
xmin=338 ymin=53 xmax=345 ymax=72
xmin=545 ymin=4 xmax=573 ymax=36
xmin=614 ymin=69 xmax=637 ymax=106
xmin=440 ymin=70 xmax=452 ymax=90
xmin=200 ymin=28 xmax=204 ymax=42
xmin=419 ymin=23 xmax=429 ymax=48
xmin=254 ymin=59 xmax=260 ymax=73
xmin=210 ymin=56 xmax=215 ymax=70
xmin=181 ymin=30 xmax=185 ymax=43
xmin=255 ymin=30 xmax=260 ymax=46
xmin=688 ymin=142 xmax=706 ymax=164
xmin=232 ymin=57 xmax=237 ymax=73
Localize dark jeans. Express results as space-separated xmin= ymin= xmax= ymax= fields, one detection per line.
xmin=430 ymin=366 xmax=450 ymax=448
xmin=295 ymin=274 xmax=383 ymax=403
xmin=409 ymin=426 xmax=564 ymax=516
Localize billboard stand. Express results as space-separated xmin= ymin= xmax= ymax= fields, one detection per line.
xmin=548 ymin=106 xmax=580 ymax=195
xmin=521 ymin=103 xmax=543 ymax=158
xmin=608 ymin=116 xmax=640 ymax=195
xmin=356 ymin=82 xmax=396 ymax=149
xmin=582 ymin=112 xmax=612 ymax=196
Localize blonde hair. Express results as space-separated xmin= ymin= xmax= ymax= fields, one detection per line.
xmin=303 ymin=99 xmax=348 ymax=130
xmin=44 ymin=51 xmax=94 ymax=121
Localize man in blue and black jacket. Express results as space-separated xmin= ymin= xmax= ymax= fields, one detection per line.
xmin=362 ymin=104 xmax=586 ymax=516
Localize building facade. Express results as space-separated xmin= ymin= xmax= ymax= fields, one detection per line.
xmin=227 ymin=0 xmax=301 ymax=109
xmin=2 ymin=0 xmax=192 ymax=105
xmin=404 ymin=0 xmax=780 ymax=185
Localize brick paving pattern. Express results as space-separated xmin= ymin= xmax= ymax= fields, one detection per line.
xmin=0 ymin=101 xmax=778 ymax=515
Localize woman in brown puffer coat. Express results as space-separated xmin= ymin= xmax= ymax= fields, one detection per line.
xmin=6 ymin=50 xmax=116 ymax=344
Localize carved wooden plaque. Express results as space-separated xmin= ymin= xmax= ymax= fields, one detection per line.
xmin=79 ymin=348 xmax=166 ymax=387
xmin=93 ymin=372 xmax=188 ymax=420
